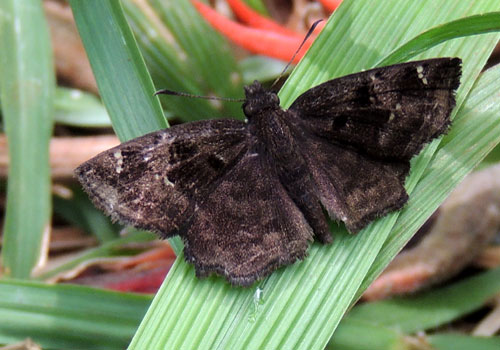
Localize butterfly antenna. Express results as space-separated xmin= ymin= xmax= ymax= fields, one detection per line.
xmin=155 ymin=89 xmax=244 ymax=103
xmin=270 ymin=19 xmax=323 ymax=91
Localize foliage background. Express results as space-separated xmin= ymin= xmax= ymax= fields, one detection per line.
xmin=0 ymin=0 xmax=500 ymax=349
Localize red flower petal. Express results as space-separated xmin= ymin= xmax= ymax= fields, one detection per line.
xmin=319 ymin=0 xmax=343 ymax=12
xmin=227 ymin=0 xmax=300 ymax=37
xmin=193 ymin=0 xmax=313 ymax=63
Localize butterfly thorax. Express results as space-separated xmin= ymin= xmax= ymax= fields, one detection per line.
xmin=242 ymin=81 xmax=280 ymax=120
xmin=242 ymin=81 xmax=293 ymax=153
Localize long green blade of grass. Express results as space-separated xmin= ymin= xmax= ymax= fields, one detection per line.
xmin=128 ymin=1 xmax=500 ymax=349
xmin=68 ymin=0 xmax=167 ymax=141
xmin=35 ymin=230 xmax=156 ymax=281
xmin=122 ymin=0 xmax=217 ymax=121
xmin=0 ymin=0 xmax=55 ymax=278
xmin=0 ymin=279 xmax=150 ymax=350
xmin=429 ymin=334 xmax=500 ymax=350
xmin=54 ymin=87 xmax=111 ymax=127
xmin=330 ymin=320 xmax=500 ymax=350
xmin=378 ymin=11 xmax=500 ymax=66
xmin=348 ymin=267 xmax=500 ymax=333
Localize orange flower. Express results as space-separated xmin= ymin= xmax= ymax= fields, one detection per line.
xmin=192 ymin=0 xmax=340 ymax=63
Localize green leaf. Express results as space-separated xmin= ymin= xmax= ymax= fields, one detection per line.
xmin=243 ymin=0 xmax=269 ymax=15
xmin=148 ymin=0 xmax=244 ymax=118
xmin=0 ymin=0 xmax=55 ymax=278
xmin=54 ymin=87 xmax=111 ymax=128
xmin=326 ymin=319 xmax=407 ymax=350
xmin=122 ymin=0 xmax=225 ymax=121
xmin=239 ymin=56 xmax=287 ymax=84
xmin=0 ymin=279 xmax=150 ymax=349
xmin=429 ymin=334 xmax=500 ymax=350
xmin=128 ymin=1 xmax=500 ymax=350
xmin=347 ymin=267 xmax=500 ymax=333
xmin=68 ymin=0 xmax=167 ymax=141
xmin=377 ymin=12 xmax=500 ymax=66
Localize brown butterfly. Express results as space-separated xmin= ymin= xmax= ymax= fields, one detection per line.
xmin=76 ymin=57 xmax=461 ymax=286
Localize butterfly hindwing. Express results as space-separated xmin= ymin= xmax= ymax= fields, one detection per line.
xmin=183 ymin=151 xmax=314 ymax=286
xmin=299 ymin=134 xmax=409 ymax=232
xmin=75 ymin=119 xmax=248 ymax=237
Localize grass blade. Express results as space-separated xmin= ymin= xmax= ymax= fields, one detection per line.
xmin=54 ymin=87 xmax=111 ymax=127
xmin=348 ymin=267 xmax=500 ymax=333
xmin=122 ymin=0 xmax=219 ymax=121
xmin=429 ymin=334 xmax=500 ymax=350
xmin=149 ymin=0 xmax=244 ymax=117
xmin=0 ymin=279 xmax=150 ymax=349
xmin=35 ymin=231 xmax=156 ymax=281
xmin=378 ymin=12 xmax=500 ymax=66
xmin=68 ymin=0 xmax=167 ymax=141
xmin=0 ymin=0 xmax=55 ymax=278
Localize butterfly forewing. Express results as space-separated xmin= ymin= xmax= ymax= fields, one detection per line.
xmin=290 ymin=58 xmax=461 ymax=161
xmin=76 ymin=119 xmax=248 ymax=237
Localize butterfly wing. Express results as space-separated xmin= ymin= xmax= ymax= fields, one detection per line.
xmin=183 ymin=151 xmax=314 ymax=286
xmin=290 ymin=58 xmax=461 ymax=161
xmin=76 ymin=119 xmax=248 ymax=237
xmin=298 ymin=135 xmax=409 ymax=232
xmin=288 ymin=58 xmax=461 ymax=232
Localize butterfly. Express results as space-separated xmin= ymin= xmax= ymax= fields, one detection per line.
xmin=76 ymin=57 xmax=461 ymax=286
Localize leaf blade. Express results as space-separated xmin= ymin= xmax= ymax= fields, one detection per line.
xmin=0 ymin=0 xmax=55 ymax=278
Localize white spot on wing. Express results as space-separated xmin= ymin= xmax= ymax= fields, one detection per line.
xmin=416 ymin=66 xmax=428 ymax=85
xmin=113 ymin=150 xmax=123 ymax=173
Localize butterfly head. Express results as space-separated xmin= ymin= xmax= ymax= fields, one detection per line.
xmin=242 ymin=81 xmax=280 ymax=118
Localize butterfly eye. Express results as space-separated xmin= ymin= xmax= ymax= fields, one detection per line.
xmin=271 ymin=94 xmax=279 ymax=105
xmin=243 ymin=102 xmax=254 ymax=116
